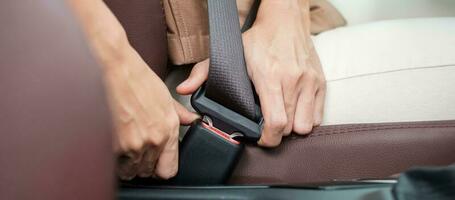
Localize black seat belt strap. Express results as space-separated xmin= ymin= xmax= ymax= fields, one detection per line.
xmin=205 ymin=0 xmax=258 ymax=121
xmin=169 ymin=0 xmax=264 ymax=185
xmin=128 ymin=0 xmax=263 ymax=186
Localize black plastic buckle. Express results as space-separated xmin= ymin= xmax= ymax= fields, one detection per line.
xmin=172 ymin=120 xmax=243 ymax=185
xmin=191 ymin=86 xmax=263 ymax=142
xmin=171 ymin=86 xmax=263 ymax=185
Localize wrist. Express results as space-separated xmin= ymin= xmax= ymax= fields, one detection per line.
xmin=257 ymin=0 xmax=308 ymax=16
xmin=69 ymin=0 xmax=133 ymax=71
xmin=88 ymin=27 xmax=131 ymax=68
xmin=254 ymin=0 xmax=311 ymax=35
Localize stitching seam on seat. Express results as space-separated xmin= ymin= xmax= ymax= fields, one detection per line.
xmin=305 ymin=124 xmax=455 ymax=139
xmin=283 ymin=121 xmax=455 ymax=140
xmin=328 ymin=64 xmax=455 ymax=82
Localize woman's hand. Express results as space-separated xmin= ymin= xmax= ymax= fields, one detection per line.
xmin=105 ymin=49 xmax=198 ymax=180
xmin=68 ymin=0 xmax=199 ymax=180
xmin=177 ymin=0 xmax=326 ymax=147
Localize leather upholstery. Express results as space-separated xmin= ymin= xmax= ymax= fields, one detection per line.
xmin=0 ymin=0 xmax=114 ymax=199
xmin=230 ymin=120 xmax=455 ymax=184
xmin=105 ymin=0 xmax=168 ymax=80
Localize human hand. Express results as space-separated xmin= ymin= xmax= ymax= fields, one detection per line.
xmin=68 ymin=0 xmax=199 ymax=181
xmin=240 ymin=0 xmax=326 ymax=146
xmin=104 ymin=48 xmax=199 ymax=180
xmin=177 ymin=0 xmax=325 ymax=147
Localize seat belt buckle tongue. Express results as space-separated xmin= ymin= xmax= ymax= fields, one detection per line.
xmin=190 ymin=86 xmax=263 ymax=142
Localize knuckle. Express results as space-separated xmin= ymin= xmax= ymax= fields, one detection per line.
xmin=264 ymin=141 xmax=280 ymax=148
xmin=289 ymin=66 xmax=304 ymax=78
xmin=288 ymin=71 xmax=303 ymax=85
xmin=260 ymin=136 xmax=282 ymax=148
xmin=127 ymin=137 xmax=145 ymax=153
xmin=147 ymin=132 xmax=169 ymax=147
xmin=266 ymin=115 xmax=288 ymax=132
xmin=145 ymin=116 xmax=178 ymax=147
xmin=293 ymin=122 xmax=314 ymax=135
xmin=166 ymin=114 xmax=180 ymax=130
xmin=319 ymin=78 xmax=327 ymax=88
xmin=305 ymin=70 xmax=318 ymax=82
xmin=117 ymin=156 xmax=139 ymax=180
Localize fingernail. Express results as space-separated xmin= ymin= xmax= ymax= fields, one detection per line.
xmin=257 ymin=138 xmax=264 ymax=145
xmin=177 ymin=82 xmax=191 ymax=93
xmin=177 ymin=80 xmax=188 ymax=89
xmin=193 ymin=112 xmax=201 ymax=118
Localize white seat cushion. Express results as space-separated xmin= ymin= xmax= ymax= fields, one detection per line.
xmin=314 ymin=18 xmax=455 ymax=125
xmin=329 ymin=0 xmax=455 ymax=25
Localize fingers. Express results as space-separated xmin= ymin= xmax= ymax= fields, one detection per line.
xmin=117 ymin=151 xmax=143 ymax=180
xmin=281 ymin=78 xmax=300 ymax=136
xmin=293 ymin=82 xmax=316 ymax=135
xmin=152 ymin=101 xmax=197 ymax=179
xmin=313 ymin=87 xmax=326 ymax=126
xmin=116 ymin=117 xmax=146 ymax=180
xmin=117 ymin=110 xmax=179 ymax=180
xmin=309 ymin=46 xmax=326 ymax=126
xmin=176 ymin=59 xmax=209 ymax=95
xmin=257 ymin=83 xmax=288 ymax=147
xmin=136 ymin=146 xmax=159 ymax=178
xmin=154 ymin=125 xmax=179 ymax=179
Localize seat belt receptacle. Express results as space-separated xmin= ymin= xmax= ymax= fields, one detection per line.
xmin=170 ymin=86 xmax=262 ymax=185
xmin=172 ymin=120 xmax=244 ymax=185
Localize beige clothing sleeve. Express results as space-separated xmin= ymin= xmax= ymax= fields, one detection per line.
xmin=163 ymin=0 xmax=346 ymax=65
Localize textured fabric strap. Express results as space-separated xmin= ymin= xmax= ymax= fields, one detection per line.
xmin=205 ymin=0 xmax=258 ymax=120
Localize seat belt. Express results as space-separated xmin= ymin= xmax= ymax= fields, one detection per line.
xmin=124 ymin=0 xmax=261 ymax=186
xmin=169 ymin=0 xmax=263 ymax=185
xmin=205 ymin=0 xmax=258 ymax=121
xmin=205 ymin=0 xmax=261 ymax=119
xmin=185 ymin=0 xmax=263 ymax=141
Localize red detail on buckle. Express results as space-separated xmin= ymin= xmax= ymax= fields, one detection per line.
xmin=201 ymin=122 xmax=240 ymax=145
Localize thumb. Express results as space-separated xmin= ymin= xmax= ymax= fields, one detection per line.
xmin=176 ymin=59 xmax=209 ymax=95
xmin=174 ymin=100 xmax=199 ymax=125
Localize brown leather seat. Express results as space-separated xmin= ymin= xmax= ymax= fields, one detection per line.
xmin=231 ymin=120 xmax=455 ymax=184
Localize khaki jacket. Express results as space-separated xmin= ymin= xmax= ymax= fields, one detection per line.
xmin=163 ymin=0 xmax=346 ymax=65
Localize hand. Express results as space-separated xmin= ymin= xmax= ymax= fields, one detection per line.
xmin=177 ymin=0 xmax=326 ymax=147
xmin=104 ymin=47 xmax=199 ymax=180
xmin=68 ymin=0 xmax=199 ymax=180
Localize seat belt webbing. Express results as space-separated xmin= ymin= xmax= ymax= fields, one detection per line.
xmin=205 ymin=0 xmax=258 ymax=121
